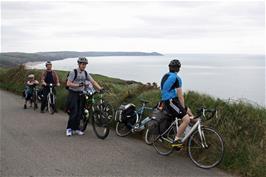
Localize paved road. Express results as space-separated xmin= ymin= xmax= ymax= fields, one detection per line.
xmin=0 ymin=90 xmax=233 ymax=177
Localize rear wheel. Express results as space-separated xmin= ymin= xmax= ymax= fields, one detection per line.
xmin=144 ymin=129 xmax=156 ymax=145
xmin=153 ymin=126 xmax=176 ymax=156
xmin=115 ymin=122 xmax=132 ymax=137
xmin=188 ymin=127 xmax=224 ymax=169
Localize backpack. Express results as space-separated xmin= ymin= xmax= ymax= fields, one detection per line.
xmin=65 ymin=69 xmax=88 ymax=90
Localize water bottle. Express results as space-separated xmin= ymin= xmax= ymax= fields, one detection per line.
xmin=184 ymin=125 xmax=192 ymax=136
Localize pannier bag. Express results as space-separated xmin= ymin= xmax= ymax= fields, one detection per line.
xmin=147 ymin=108 xmax=172 ymax=135
xmin=115 ymin=103 xmax=137 ymax=125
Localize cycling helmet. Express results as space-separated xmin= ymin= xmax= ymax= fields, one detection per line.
xmin=168 ymin=59 xmax=181 ymax=68
xmin=28 ymin=74 xmax=34 ymax=78
xmin=45 ymin=61 xmax=52 ymax=66
xmin=77 ymin=57 xmax=88 ymax=64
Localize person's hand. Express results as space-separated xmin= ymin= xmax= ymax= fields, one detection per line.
xmin=79 ymin=82 xmax=84 ymax=87
xmin=57 ymin=83 xmax=60 ymax=87
xmin=42 ymin=82 xmax=47 ymax=86
xmin=99 ymin=87 xmax=105 ymax=93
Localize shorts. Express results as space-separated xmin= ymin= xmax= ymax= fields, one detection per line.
xmin=163 ymin=98 xmax=187 ymax=119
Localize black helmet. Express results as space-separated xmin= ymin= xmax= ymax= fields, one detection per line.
xmin=168 ymin=59 xmax=181 ymax=68
xmin=77 ymin=57 xmax=88 ymax=64
xmin=45 ymin=61 xmax=52 ymax=66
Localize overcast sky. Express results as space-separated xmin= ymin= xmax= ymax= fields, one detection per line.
xmin=1 ymin=1 xmax=265 ymax=54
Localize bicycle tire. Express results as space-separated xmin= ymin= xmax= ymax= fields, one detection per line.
xmin=115 ymin=121 xmax=132 ymax=137
xmin=144 ymin=128 xmax=155 ymax=145
xmin=153 ymin=126 xmax=176 ymax=156
xmin=91 ymin=103 xmax=113 ymax=139
xmin=187 ymin=127 xmax=224 ymax=169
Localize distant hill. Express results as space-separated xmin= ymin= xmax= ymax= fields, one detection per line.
xmin=0 ymin=51 xmax=163 ymax=67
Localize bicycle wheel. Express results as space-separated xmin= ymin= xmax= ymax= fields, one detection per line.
xmin=144 ymin=128 xmax=156 ymax=145
xmin=91 ymin=103 xmax=113 ymax=139
xmin=188 ymin=127 xmax=224 ymax=169
xmin=153 ymin=126 xmax=175 ymax=156
xmin=33 ymin=91 xmax=38 ymax=110
xmin=115 ymin=121 xmax=132 ymax=137
xmin=80 ymin=114 xmax=89 ymax=132
xmin=47 ymin=93 xmax=55 ymax=114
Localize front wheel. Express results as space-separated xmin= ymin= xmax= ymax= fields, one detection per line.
xmin=91 ymin=103 xmax=113 ymax=139
xmin=47 ymin=93 xmax=55 ymax=114
xmin=187 ymin=127 xmax=224 ymax=169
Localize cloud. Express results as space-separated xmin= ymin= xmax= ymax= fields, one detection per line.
xmin=1 ymin=1 xmax=265 ymax=54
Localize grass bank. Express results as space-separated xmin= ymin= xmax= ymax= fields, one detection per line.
xmin=0 ymin=66 xmax=265 ymax=177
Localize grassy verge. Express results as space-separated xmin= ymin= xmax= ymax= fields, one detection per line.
xmin=0 ymin=65 xmax=265 ymax=177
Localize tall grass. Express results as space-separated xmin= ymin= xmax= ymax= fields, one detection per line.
xmin=0 ymin=66 xmax=265 ymax=177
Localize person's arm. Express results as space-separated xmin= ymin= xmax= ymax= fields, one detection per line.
xmin=91 ymin=80 xmax=102 ymax=91
xmin=66 ymin=70 xmax=82 ymax=88
xmin=40 ymin=71 xmax=47 ymax=86
xmin=27 ymin=81 xmax=33 ymax=86
xmin=176 ymin=88 xmax=185 ymax=108
xmin=34 ymin=80 xmax=39 ymax=85
xmin=53 ymin=71 xmax=60 ymax=86
xmin=87 ymin=74 xmax=103 ymax=91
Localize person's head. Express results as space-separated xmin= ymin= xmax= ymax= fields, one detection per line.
xmin=28 ymin=74 xmax=35 ymax=80
xmin=77 ymin=57 xmax=88 ymax=71
xmin=45 ymin=61 xmax=52 ymax=70
xmin=168 ymin=59 xmax=181 ymax=73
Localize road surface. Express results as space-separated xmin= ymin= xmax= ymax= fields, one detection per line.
xmin=0 ymin=90 xmax=233 ymax=177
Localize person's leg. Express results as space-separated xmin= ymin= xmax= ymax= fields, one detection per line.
xmin=73 ymin=94 xmax=84 ymax=131
xmin=66 ymin=92 xmax=79 ymax=130
xmin=176 ymin=114 xmax=190 ymax=139
xmin=166 ymin=99 xmax=189 ymax=146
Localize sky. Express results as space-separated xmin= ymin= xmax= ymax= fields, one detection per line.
xmin=1 ymin=1 xmax=265 ymax=54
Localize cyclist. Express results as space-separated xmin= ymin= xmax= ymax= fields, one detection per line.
xmin=160 ymin=59 xmax=192 ymax=148
xmin=65 ymin=57 xmax=103 ymax=137
xmin=40 ymin=61 xmax=60 ymax=113
xmin=24 ymin=74 xmax=39 ymax=109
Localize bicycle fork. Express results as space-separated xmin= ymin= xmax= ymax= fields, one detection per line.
xmin=198 ymin=123 xmax=208 ymax=148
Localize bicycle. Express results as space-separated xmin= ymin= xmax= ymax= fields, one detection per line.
xmin=79 ymin=88 xmax=113 ymax=139
xmin=115 ymin=99 xmax=154 ymax=145
xmin=151 ymin=107 xmax=224 ymax=169
xmin=47 ymin=83 xmax=56 ymax=114
xmin=31 ymin=84 xmax=39 ymax=110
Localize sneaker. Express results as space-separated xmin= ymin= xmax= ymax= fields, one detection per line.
xmin=66 ymin=129 xmax=72 ymax=136
xmin=24 ymin=104 xmax=27 ymax=109
xmin=172 ymin=139 xmax=183 ymax=150
xmin=75 ymin=130 xmax=84 ymax=136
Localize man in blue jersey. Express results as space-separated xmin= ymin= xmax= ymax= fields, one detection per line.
xmin=160 ymin=59 xmax=191 ymax=148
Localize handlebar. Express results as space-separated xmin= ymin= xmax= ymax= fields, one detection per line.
xmin=196 ymin=107 xmax=217 ymax=120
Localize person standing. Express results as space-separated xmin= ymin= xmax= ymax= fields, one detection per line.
xmin=40 ymin=61 xmax=60 ymax=113
xmin=66 ymin=57 xmax=103 ymax=136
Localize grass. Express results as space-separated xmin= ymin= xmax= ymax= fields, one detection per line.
xmin=0 ymin=65 xmax=265 ymax=177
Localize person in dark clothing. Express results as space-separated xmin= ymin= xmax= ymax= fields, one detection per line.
xmin=65 ymin=57 xmax=103 ymax=136
xmin=40 ymin=61 xmax=60 ymax=113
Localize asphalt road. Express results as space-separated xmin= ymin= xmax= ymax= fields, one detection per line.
xmin=0 ymin=89 xmax=233 ymax=177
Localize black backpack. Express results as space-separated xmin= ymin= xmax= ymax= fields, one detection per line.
xmin=65 ymin=69 xmax=88 ymax=90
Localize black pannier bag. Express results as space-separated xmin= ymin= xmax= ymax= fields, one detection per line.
xmin=147 ymin=108 xmax=172 ymax=135
xmin=116 ymin=104 xmax=137 ymax=125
